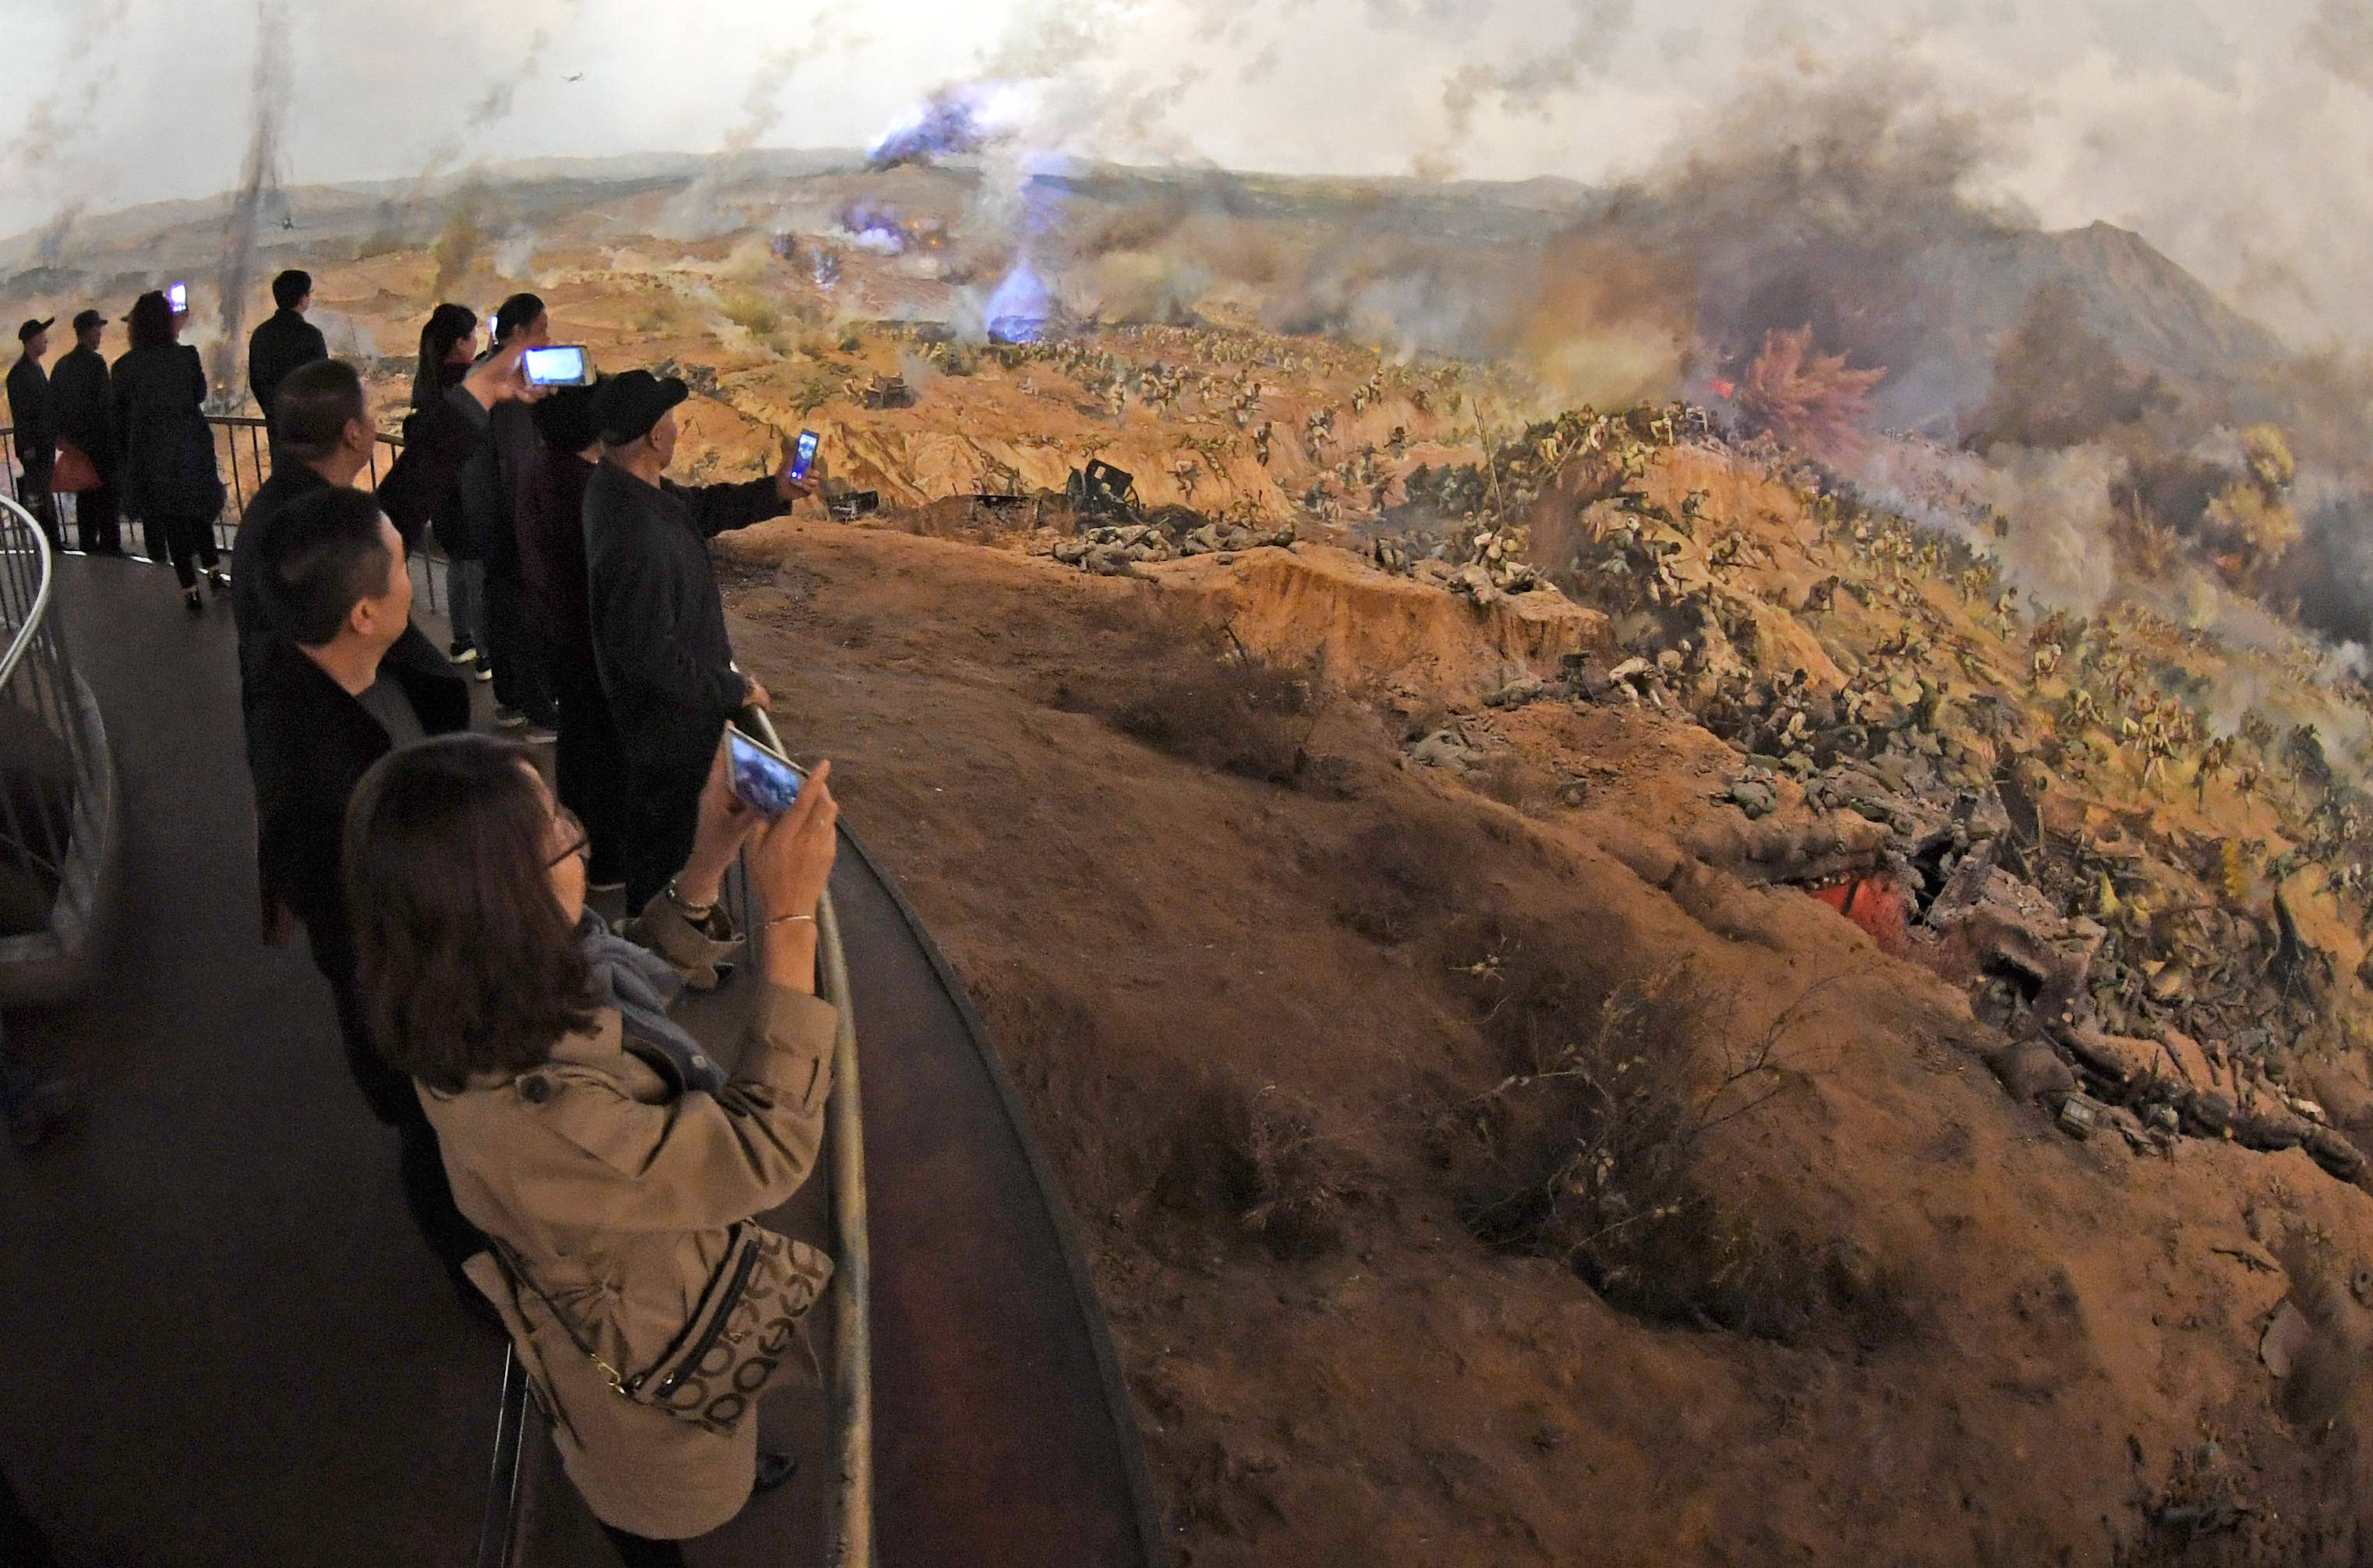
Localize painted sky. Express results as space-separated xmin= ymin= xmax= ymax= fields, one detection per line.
xmin=5 ymin=0 xmax=2372 ymax=348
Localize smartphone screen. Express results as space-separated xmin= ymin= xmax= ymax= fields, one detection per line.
xmin=166 ymin=282 xmax=188 ymax=313
xmin=727 ymin=729 xmax=804 ymax=817
xmin=522 ymin=345 xmax=592 ymax=387
xmin=788 ymin=429 xmax=819 ymax=482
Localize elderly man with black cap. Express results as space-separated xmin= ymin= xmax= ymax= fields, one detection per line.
xmin=48 ymin=309 xmax=121 ymax=554
xmin=5 ymin=319 xmax=57 ymax=546
xmin=584 ymin=368 xmax=812 ymax=935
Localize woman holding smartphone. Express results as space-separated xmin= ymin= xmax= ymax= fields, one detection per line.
xmin=343 ymin=734 xmax=840 ymax=1566
xmin=111 ymin=289 xmax=226 ymax=609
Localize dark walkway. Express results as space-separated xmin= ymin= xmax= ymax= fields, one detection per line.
xmin=0 ymin=555 xmax=495 ymax=1567
xmin=0 ymin=553 xmax=1163 ymax=1568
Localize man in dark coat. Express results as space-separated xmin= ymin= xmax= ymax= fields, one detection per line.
xmin=231 ymin=348 xmax=519 ymax=709
xmin=584 ymin=369 xmax=809 ymax=909
xmin=245 ymin=269 xmax=327 ymax=422
xmin=5 ymin=319 xmax=56 ymax=546
xmin=46 ymin=310 xmax=119 ymax=554
xmin=235 ymin=346 xmax=539 ymax=1316
xmin=244 ymin=486 xmax=484 ymax=1298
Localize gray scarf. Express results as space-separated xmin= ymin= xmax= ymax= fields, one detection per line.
xmin=578 ymin=912 xmax=729 ymax=1097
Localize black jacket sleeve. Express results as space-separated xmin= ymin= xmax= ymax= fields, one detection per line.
xmin=662 ymin=474 xmax=788 ymax=540
xmin=253 ymin=717 xmax=359 ymax=982
xmin=5 ymin=362 xmax=53 ymax=455
xmin=377 ymin=386 xmax=490 ymax=552
xmin=591 ymin=540 xmax=748 ymax=720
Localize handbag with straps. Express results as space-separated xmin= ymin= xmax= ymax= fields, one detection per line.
xmin=492 ymin=1220 xmax=834 ymax=1436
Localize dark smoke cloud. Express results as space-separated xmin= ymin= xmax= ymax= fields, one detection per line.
xmin=212 ymin=0 xmax=289 ymax=398
xmin=1427 ymin=0 xmax=1636 ymax=172
xmin=413 ymin=5 xmax=589 ymax=190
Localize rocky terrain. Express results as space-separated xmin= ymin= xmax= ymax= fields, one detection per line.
xmin=16 ymin=157 xmax=2373 ymax=1563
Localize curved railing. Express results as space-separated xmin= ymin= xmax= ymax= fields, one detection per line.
xmin=0 ymin=496 xmax=119 ymax=1005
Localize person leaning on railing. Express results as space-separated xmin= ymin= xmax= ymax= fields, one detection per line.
xmin=111 ymin=290 xmax=225 ymax=609
xmin=343 ymin=733 xmax=842 ymax=1568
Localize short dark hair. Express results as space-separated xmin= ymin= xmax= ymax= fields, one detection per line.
xmin=272 ymin=270 xmax=313 ymax=309
xmin=494 ymin=292 xmax=546 ymax=343
xmin=272 ymin=358 xmax=366 ymax=463
xmin=269 ymin=487 xmax=394 ymax=646
xmin=345 ymin=735 xmax=596 ymax=1094
xmin=126 ymin=291 xmax=173 ymax=350
xmin=530 ymin=380 xmax=601 ymax=455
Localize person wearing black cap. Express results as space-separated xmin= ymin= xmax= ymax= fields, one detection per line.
xmin=584 ymin=369 xmax=812 ymax=917
xmin=5 ymin=319 xmax=58 ymax=546
xmin=48 ymin=310 xmax=121 ymax=554
xmin=246 ymin=268 xmax=327 ymax=424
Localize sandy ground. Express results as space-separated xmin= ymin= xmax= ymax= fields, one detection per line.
xmin=710 ymin=513 xmax=2373 ymax=1567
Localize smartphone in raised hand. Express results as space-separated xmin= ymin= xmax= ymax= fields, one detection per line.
xmin=787 ymin=429 xmax=820 ymax=482
xmin=726 ymin=726 xmax=805 ymax=818
xmin=522 ymin=345 xmax=596 ymax=387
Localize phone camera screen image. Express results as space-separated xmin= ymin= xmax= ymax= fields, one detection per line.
xmin=727 ymin=730 xmax=804 ymax=817
xmin=789 ymin=429 xmax=819 ymax=481
xmin=166 ymin=283 xmax=188 ymax=313
xmin=522 ymin=346 xmax=592 ymax=387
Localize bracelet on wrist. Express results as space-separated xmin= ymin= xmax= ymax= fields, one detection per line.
xmin=663 ymin=877 xmax=716 ymax=920
xmin=766 ymin=912 xmax=817 ymax=931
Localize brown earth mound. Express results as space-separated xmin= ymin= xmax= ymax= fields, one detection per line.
xmin=723 ymin=515 xmax=2373 ymax=1568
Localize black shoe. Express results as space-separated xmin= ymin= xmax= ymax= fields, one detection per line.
xmin=752 ymin=1450 xmax=797 ymax=1496
xmin=450 ymin=641 xmax=479 ymax=665
xmin=207 ymin=567 xmax=231 ymax=595
xmin=182 ymin=587 xmax=203 ymax=612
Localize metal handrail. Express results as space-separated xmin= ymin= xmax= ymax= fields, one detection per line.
xmin=0 ymin=494 xmax=55 ymax=692
xmin=740 ymin=705 xmax=875 ymax=1568
xmin=2 ymin=417 xmax=440 ymax=613
xmin=0 ymin=494 xmax=120 ymax=1007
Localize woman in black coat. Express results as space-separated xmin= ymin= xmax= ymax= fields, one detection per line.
xmin=410 ymin=303 xmax=487 ymax=664
xmin=112 ymin=291 xmax=226 ymax=609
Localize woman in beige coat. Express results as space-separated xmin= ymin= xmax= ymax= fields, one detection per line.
xmin=344 ymin=733 xmax=840 ymax=1566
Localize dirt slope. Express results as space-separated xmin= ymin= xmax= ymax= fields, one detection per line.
xmin=721 ymin=515 xmax=2373 ymax=1567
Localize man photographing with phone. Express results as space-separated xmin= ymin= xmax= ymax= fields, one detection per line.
xmin=583 ymin=368 xmax=815 ymax=955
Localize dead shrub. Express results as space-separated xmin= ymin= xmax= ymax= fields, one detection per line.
xmin=1160 ymin=1077 xmax=1367 ymax=1261
xmin=1330 ymin=818 xmax=1475 ymax=944
xmin=1444 ymin=952 xmax=1887 ymax=1343
xmin=1092 ymin=615 xmax=1320 ymax=785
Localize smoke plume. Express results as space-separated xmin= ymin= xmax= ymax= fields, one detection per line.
xmin=212 ymin=0 xmax=290 ymax=401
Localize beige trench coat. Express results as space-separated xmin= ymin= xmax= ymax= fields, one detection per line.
xmin=420 ymin=984 xmax=837 ymax=1540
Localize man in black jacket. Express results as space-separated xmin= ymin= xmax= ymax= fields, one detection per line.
xmin=5 ymin=319 xmax=56 ymax=546
xmin=231 ymin=348 xmax=526 ymax=709
xmin=585 ymin=369 xmax=809 ymax=909
xmin=245 ymin=486 xmax=484 ymax=1296
xmin=47 ymin=310 xmax=119 ymax=554
xmin=245 ymin=269 xmax=327 ymax=422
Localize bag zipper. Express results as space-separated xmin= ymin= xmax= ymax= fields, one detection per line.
xmin=646 ymin=1234 xmax=762 ymax=1400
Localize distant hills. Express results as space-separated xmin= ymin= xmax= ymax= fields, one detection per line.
xmin=1 ymin=149 xmax=2333 ymax=464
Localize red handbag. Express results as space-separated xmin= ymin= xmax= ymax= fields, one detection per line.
xmin=50 ymin=442 xmax=99 ymax=494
